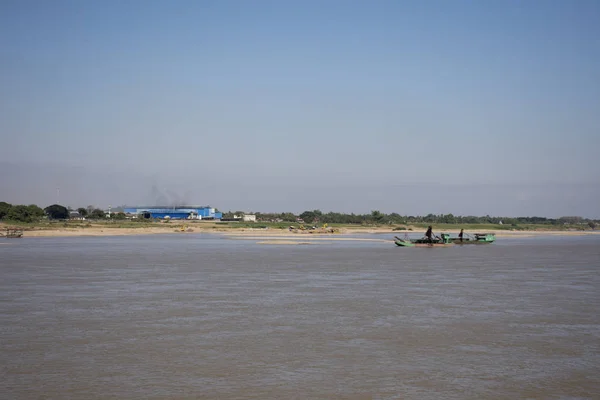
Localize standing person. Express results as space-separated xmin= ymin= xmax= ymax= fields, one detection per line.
xmin=458 ymin=229 xmax=464 ymax=242
xmin=425 ymin=226 xmax=434 ymax=243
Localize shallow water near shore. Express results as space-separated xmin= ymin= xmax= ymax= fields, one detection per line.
xmin=1 ymin=234 xmax=599 ymax=399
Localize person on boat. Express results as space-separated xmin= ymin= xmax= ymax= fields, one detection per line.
xmin=458 ymin=229 xmax=464 ymax=242
xmin=425 ymin=226 xmax=434 ymax=243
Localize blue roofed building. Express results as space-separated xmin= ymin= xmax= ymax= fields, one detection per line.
xmin=123 ymin=206 xmax=222 ymax=220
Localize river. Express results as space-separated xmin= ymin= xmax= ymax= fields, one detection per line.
xmin=1 ymin=234 xmax=599 ymax=399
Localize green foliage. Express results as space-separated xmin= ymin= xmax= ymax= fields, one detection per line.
xmin=6 ymin=205 xmax=35 ymax=222
xmin=559 ymin=216 xmax=583 ymax=224
xmin=299 ymin=211 xmax=315 ymax=223
xmin=253 ymin=211 xmax=599 ymax=228
xmin=299 ymin=209 xmax=322 ymax=223
xmin=2 ymin=201 xmax=599 ymax=230
xmin=0 ymin=201 xmax=13 ymax=219
xmin=5 ymin=204 xmax=46 ymax=222
xmin=280 ymin=212 xmax=297 ymax=222
xmin=44 ymin=204 xmax=70 ymax=220
xmin=89 ymin=209 xmax=106 ymax=219
xmin=371 ymin=210 xmax=384 ymax=222
xmin=27 ymin=204 xmax=45 ymax=218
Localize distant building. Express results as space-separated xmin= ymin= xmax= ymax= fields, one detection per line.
xmin=122 ymin=206 xmax=222 ymax=220
xmin=221 ymin=216 xmax=242 ymax=222
xmin=242 ymin=214 xmax=256 ymax=222
xmin=69 ymin=211 xmax=85 ymax=220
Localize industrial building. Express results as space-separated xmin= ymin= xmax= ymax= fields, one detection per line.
xmin=123 ymin=206 xmax=222 ymax=220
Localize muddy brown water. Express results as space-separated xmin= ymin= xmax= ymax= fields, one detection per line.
xmin=1 ymin=234 xmax=599 ymax=399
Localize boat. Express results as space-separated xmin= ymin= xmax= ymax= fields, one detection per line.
xmin=449 ymin=233 xmax=495 ymax=244
xmin=394 ymin=234 xmax=454 ymax=247
xmin=394 ymin=232 xmax=496 ymax=247
xmin=2 ymin=228 xmax=23 ymax=238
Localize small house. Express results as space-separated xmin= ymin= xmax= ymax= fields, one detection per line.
xmin=69 ymin=211 xmax=85 ymax=220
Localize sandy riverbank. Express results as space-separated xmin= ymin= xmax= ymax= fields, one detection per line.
xmin=222 ymin=230 xmax=600 ymax=245
xmin=13 ymin=226 xmax=182 ymax=237
xmin=256 ymin=240 xmax=317 ymax=245
xmin=341 ymin=227 xmax=599 ymax=238
xmin=4 ymin=224 xmax=598 ymax=238
xmin=221 ymin=227 xmax=600 ymax=238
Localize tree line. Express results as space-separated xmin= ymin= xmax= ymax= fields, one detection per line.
xmin=230 ymin=209 xmax=599 ymax=228
xmin=1 ymin=201 xmax=598 ymax=228
xmin=0 ymin=202 xmax=126 ymax=222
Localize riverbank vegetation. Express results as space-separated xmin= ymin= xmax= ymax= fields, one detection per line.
xmin=1 ymin=201 xmax=597 ymax=231
xmin=249 ymin=210 xmax=598 ymax=231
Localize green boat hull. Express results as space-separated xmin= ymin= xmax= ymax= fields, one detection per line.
xmin=394 ymin=234 xmax=454 ymax=247
xmin=395 ymin=240 xmax=453 ymax=247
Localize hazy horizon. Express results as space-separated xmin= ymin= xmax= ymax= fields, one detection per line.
xmin=1 ymin=161 xmax=598 ymax=218
xmin=1 ymin=1 xmax=599 ymax=218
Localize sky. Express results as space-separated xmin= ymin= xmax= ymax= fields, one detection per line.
xmin=1 ymin=0 xmax=599 ymax=217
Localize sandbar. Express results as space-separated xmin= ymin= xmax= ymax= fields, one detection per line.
xmin=1 ymin=222 xmax=598 ymax=239
xmin=257 ymin=240 xmax=316 ymax=245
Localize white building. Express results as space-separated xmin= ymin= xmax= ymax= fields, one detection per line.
xmin=242 ymin=214 xmax=257 ymax=222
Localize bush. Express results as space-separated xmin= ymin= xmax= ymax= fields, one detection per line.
xmin=111 ymin=212 xmax=126 ymax=220
xmin=89 ymin=209 xmax=106 ymax=219
xmin=6 ymin=205 xmax=34 ymax=222
xmin=45 ymin=204 xmax=69 ymax=220
xmin=0 ymin=202 xmax=12 ymax=219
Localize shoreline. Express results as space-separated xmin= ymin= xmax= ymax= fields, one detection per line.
xmin=2 ymin=223 xmax=598 ymax=238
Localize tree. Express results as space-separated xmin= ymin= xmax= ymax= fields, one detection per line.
xmin=371 ymin=210 xmax=384 ymax=223
xmin=89 ymin=209 xmax=106 ymax=219
xmin=388 ymin=213 xmax=405 ymax=224
xmin=6 ymin=205 xmax=34 ymax=222
xmin=0 ymin=203 xmax=43 ymax=222
xmin=27 ymin=204 xmax=45 ymax=219
xmin=280 ymin=212 xmax=297 ymax=222
xmin=111 ymin=212 xmax=126 ymax=220
xmin=559 ymin=216 xmax=583 ymax=224
xmin=299 ymin=211 xmax=316 ymax=223
xmin=45 ymin=204 xmax=69 ymax=220
xmin=77 ymin=208 xmax=88 ymax=217
xmin=0 ymin=202 xmax=12 ymax=219
xmin=423 ymin=213 xmax=437 ymax=223
xmin=441 ymin=214 xmax=456 ymax=224
xmin=589 ymin=222 xmax=597 ymax=230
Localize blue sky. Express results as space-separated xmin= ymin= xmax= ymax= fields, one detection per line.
xmin=1 ymin=0 xmax=599 ymax=217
